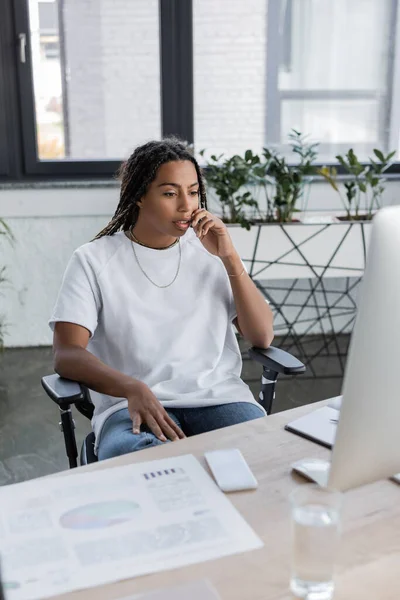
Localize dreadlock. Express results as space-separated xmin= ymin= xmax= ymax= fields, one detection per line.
xmin=94 ymin=137 xmax=207 ymax=239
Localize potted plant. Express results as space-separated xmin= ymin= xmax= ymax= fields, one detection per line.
xmin=318 ymin=148 xmax=395 ymax=221
xmin=198 ymin=149 xmax=260 ymax=230
xmin=200 ymin=138 xmax=394 ymax=282
xmin=201 ymin=129 xmax=319 ymax=227
xmin=261 ymin=130 xmax=319 ymax=223
xmin=200 ymin=130 xmax=328 ymax=283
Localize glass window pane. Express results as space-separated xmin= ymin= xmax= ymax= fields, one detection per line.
xmin=193 ymin=0 xmax=267 ymax=158
xmin=29 ymin=0 xmax=161 ymax=160
xmin=279 ymin=0 xmax=391 ymax=92
xmin=277 ymin=0 xmax=394 ymax=161
xmin=194 ymin=0 xmax=395 ymax=162
xmin=281 ymin=99 xmax=381 ymax=162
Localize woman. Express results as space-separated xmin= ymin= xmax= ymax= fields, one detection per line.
xmin=50 ymin=138 xmax=274 ymax=460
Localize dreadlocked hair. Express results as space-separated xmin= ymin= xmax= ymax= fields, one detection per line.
xmin=94 ymin=137 xmax=207 ymax=239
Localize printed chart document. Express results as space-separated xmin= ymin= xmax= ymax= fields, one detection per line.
xmin=0 ymin=454 xmax=262 ymax=600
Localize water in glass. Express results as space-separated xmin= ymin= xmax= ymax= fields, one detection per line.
xmin=291 ymin=503 xmax=340 ymax=599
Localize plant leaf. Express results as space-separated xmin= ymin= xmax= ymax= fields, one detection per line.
xmin=373 ymin=148 xmax=385 ymax=162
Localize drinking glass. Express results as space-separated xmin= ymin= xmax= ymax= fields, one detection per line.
xmin=290 ymin=484 xmax=342 ymax=599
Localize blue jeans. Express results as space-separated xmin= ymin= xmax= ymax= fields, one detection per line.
xmin=97 ymin=403 xmax=265 ymax=461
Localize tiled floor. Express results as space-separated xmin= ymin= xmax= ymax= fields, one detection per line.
xmin=0 ymin=337 xmax=344 ymax=485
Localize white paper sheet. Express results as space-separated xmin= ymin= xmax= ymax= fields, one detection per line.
xmin=0 ymin=454 xmax=262 ymax=600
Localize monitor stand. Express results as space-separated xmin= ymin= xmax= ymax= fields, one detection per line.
xmin=291 ymin=458 xmax=400 ymax=487
xmin=291 ymin=458 xmax=331 ymax=487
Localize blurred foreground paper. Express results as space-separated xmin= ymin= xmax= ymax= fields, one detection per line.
xmin=127 ymin=579 xmax=221 ymax=599
xmin=0 ymin=454 xmax=261 ymax=600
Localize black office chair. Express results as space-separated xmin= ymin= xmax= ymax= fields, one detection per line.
xmin=41 ymin=346 xmax=305 ymax=469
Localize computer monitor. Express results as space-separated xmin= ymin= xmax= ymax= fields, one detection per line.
xmin=292 ymin=206 xmax=400 ymax=491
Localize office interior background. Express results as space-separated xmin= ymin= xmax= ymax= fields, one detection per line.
xmin=1 ymin=0 xmax=400 ymax=483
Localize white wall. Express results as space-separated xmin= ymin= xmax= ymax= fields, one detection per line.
xmin=0 ymin=187 xmax=115 ymax=347
xmin=1 ymin=179 xmax=400 ymax=347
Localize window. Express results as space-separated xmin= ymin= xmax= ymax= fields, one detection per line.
xmin=194 ymin=0 xmax=400 ymax=163
xmin=270 ymin=0 xmax=398 ymax=162
xmin=28 ymin=0 xmax=161 ymax=161
xmin=1 ymin=0 xmax=400 ymax=180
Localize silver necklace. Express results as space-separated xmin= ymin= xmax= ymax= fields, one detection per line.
xmin=130 ymin=231 xmax=179 ymax=250
xmin=130 ymin=237 xmax=181 ymax=288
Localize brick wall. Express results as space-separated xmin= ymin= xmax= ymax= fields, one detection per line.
xmin=100 ymin=0 xmax=161 ymax=158
xmin=63 ymin=0 xmax=160 ymax=159
xmin=193 ymin=0 xmax=267 ymax=157
xmin=63 ymin=0 xmax=106 ymax=158
xmin=63 ymin=0 xmax=267 ymax=159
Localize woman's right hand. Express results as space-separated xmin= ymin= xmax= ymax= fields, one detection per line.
xmin=125 ymin=381 xmax=185 ymax=442
xmin=53 ymin=323 xmax=184 ymax=442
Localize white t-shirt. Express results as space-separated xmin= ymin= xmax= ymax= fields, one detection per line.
xmin=49 ymin=228 xmax=261 ymax=451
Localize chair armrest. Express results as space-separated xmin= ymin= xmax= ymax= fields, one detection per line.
xmin=248 ymin=346 xmax=306 ymax=375
xmin=41 ymin=374 xmax=85 ymax=409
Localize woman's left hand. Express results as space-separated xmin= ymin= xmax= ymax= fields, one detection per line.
xmin=191 ymin=209 xmax=235 ymax=258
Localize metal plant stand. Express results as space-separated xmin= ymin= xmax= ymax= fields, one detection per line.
xmin=244 ymin=221 xmax=370 ymax=377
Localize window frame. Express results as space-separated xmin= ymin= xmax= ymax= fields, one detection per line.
xmin=3 ymin=0 xmax=193 ymax=180
xmin=0 ymin=0 xmax=22 ymax=178
xmin=13 ymin=0 xmax=120 ymax=177
xmin=0 ymin=44 xmax=10 ymax=177
xmin=1 ymin=0 xmax=400 ymax=181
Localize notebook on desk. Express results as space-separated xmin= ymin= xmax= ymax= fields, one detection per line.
xmin=284 ymin=405 xmax=340 ymax=449
xmin=285 ymin=397 xmax=400 ymax=485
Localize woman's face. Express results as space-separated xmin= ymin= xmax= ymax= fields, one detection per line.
xmin=136 ymin=160 xmax=200 ymax=238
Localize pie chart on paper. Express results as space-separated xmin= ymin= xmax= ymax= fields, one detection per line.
xmin=59 ymin=501 xmax=141 ymax=530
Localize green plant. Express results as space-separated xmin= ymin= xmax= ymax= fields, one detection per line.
xmin=201 ymin=130 xmax=319 ymax=227
xmin=200 ymin=149 xmax=260 ymax=229
xmin=0 ymin=218 xmax=14 ymax=350
xmin=263 ymin=130 xmax=319 ymax=222
xmin=319 ymin=148 xmax=396 ymax=220
xmin=317 ymin=165 xmax=355 ymax=220
xmin=365 ymin=149 xmax=396 ymax=214
xmin=337 ymin=149 xmax=370 ymax=219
